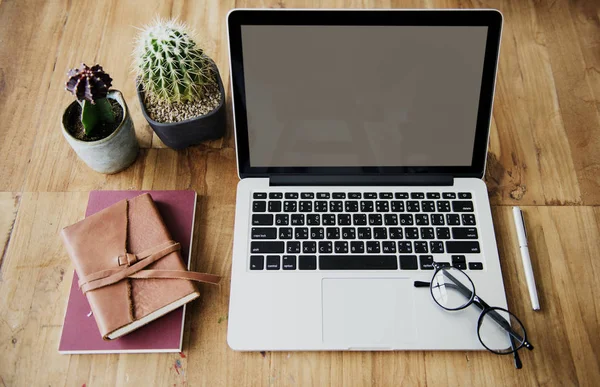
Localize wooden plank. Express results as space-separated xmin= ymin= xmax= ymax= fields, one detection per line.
xmin=0 ymin=193 xmax=19 ymax=274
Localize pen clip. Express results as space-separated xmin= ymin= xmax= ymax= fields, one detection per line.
xmin=520 ymin=210 xmax=528 ymax=239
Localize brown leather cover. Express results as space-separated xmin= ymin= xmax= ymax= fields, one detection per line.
xmin=61 ymin=193 xmax=211 ymax=340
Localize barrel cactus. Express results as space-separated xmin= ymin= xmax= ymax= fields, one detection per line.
xmin=134 ymin=19 xmax=216 ymax=104
xmin=65 ymin=64 xmax=115 ymax=136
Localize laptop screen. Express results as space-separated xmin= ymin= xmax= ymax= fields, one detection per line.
xmin=240 ymin=25 xmax=488 ymax=168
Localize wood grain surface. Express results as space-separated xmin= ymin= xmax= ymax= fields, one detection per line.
xmin=0 ymin=0 xmax=599 ymax=386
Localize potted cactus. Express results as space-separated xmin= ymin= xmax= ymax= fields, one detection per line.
xmin=62 ymin=64 xmax=139 ymax=174
xmin=133 ymin=19 xmax=226 ymax=149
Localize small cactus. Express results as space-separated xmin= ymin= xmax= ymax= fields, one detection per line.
xmin=65 ymin=64 xmax=115 ymax=136
xmin=134 ymin=19 xmax=216 ymax=103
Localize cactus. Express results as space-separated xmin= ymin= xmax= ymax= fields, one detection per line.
xmin=134 ymin=19 xmax=215 ymax=103
xmin=65 ymin=64 xmax=115 ymax=136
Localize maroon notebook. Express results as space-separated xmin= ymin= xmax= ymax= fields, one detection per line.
xmin=59 ymin=190 xmax=197 ymax=354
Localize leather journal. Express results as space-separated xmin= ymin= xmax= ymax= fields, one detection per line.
xmin=61 ymin=193 xmax=220 ymax=340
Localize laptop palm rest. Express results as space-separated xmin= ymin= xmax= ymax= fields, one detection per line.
xmin=322 ymin=278 xmax=418 ymax=348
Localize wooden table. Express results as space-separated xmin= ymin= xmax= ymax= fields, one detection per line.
xmin=1 ymin=0 xmax=599 ymax=385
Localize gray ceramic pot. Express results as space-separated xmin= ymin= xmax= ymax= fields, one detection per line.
xmin=62 ymin=90 xmax=139 ymax=174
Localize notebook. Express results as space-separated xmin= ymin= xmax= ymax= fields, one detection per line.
xmin=59 ymin=190 xmax=197 ymax=354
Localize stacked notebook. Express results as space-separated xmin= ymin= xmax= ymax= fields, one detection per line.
xmin=59 ymin=190 xmax=198 ymax=354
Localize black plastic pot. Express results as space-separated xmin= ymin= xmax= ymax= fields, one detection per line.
xmin=136 ymin=66 xmax=226 ymax=150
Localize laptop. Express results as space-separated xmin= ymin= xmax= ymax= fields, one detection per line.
xmin=226 ymin=9 xmax=506 ymax=351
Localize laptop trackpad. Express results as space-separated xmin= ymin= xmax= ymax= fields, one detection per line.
xmin=322 ymin=278 xmax=417 ymax=348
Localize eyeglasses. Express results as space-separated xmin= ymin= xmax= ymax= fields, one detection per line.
xmin=414 ymin=262 xmax=534 ymax=369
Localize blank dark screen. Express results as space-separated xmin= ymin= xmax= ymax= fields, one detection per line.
xmin=241 ymin=25 xmax=488 ymax=167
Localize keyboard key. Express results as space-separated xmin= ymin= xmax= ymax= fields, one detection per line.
xmin=315 ymin=201 xmax=328 ymax=212
xmin=421 ymin=201 xmax=435 ymax=212
xmin=376 ymin=201 xmax=389 ymax=212
xmin=451 ymin=255 xmax=466 ymax=264
xmin=399 ymin=214 xmax=414 ymax=225
xmin=251 ymin=241 xmax=284 ymax=253
xmin=287 ymin=241 xmax=300 ymax=254
xmin=420 ymin=227 xmax=435 ymax=239
xmin=436 ymin=227 xmax=451 ymax=239
xmin=379 ymin=192 xmax=393 ymax=199
xmin=338 ymin=214 xmax=352 ymax=225
xmin=382 ymin=241 xmax=396 ymax=253
xmin=330 ymin=201 xmax=343 ymax=212
xmin=452 ymin=201 xmax=474 ymax=212
xmin=420 ymin=255 xmax=434 ymax=270
xmin=368 ymin=214 xmax=383 ymax=225
xmin=252 ymin=214 xmax=273 ymax=225
xmin=269 ymin=193 xmax=283 ymax=199
xmin=415 ymin=214 xmax=429 ymax=225
xmin=452 ymin=227 xmax=478 ymax=239
xmin=357 ymin=227 xmax=372 ymax=239
xmin=333 ymin=192 xmax=346 ymax=199
xmin=334 ymin=241 xmax=349 ymax=253
xmin=319 ymin=241 xmax=333 ymax=254
xmin=319 ymin=255 xmax=398 ymax=270
xmin=282 ymin=255 xmax=296 ymax=270
xmin=299 ymin=201 xmax=313 ymax=212
xmin=384 ymin=214 xmax=398 ymax=225
xmin=283 ymin=201 xmax=297 ymax=212
xmin=350 ymin=241 xmax=364 ymax=253
xmin=322 ymin=214 xmax=336 ymax=225
xmin=469 ymin=262 xmax=484 ymax=270
xmin=285 ymin=192 xmax=299 ymax=199
xmin=364 ymin=193 xmax=377 ymax=199
xmin=430 ymin=241 xmax=444 ymax=253
xmin=310 ymin=227 xmax=324 ymax=239
xmin=317 ymin=193 xmax=330 ymax=199
xmin=253 ymin=201 xmax=266 ymax=212
xmin=268 ymin=201 xmax=282 ymax=212
xmin=266 ymin=256 xmax=280 ymax=270
xmin=366 ymin=241 xmax=380 ymax=253
xmin=345 ymin=201 xmax=359 ymax=212
xmin=275 ymin=214 xmax=289 ymax=226
xmin=442 ymin=192 xmax=456 ymax=199
xmin=405 ymin=227 xmax=419 ymax=239
xmin=453 ymin=262 xmax=467 ymax=270
xmin=400 ymin=255 xmax=418 ymax=270
xmin=348 ymin=192 xmax=362 ymax=199
xmin=395 ymin=192 xmax=409 ymax=199
xmin=389 ymin=227 xmax=403 ymax=239
xmin=414 ymin=241 xmax=428 ymax=253
xmin=427 ymin=193 xmax=441 ymax=199
xmin=391 ymin=201 xmax=405 ymax=212
xmin=301 ymin=193 xmax=314 ymax=199
xmin=303 ymin=241 xmax=316 ymax=253
xmin=251 ymin=227 xmax=277 ymax=239
xmin=299 ymin=256 xmax=317 ymax=270
xmin=446 ymin=241 xmax=481 ymax=253
xmin=406 ymin=201 xmax=420 ymax=212
xmin=279 ymin=227 xmax=293 ymax=239
xmin=353 ymin=214 xmax=367 ymax=225
xmin=411 ymin=192 xmax=425 ymax=199
xmin=437 ymin=201 xmax=451 ymax=212
xmin=307 ymin=214 xmax=320 ymax=225
xmin=326 ymin=227 xmax=340 ymax=239
xmin=253 ymin=193 xmax=267 ymax=199
xmin=291 ymin=214 xmax=305 ymax=225
xmin=462 ymin=214 xmax=477 ymax=225
xmin=341 ymin=227 xmax=356 ymax=239
xmin=373 ymin=227 xmax=388 ymax=239
xmin=250 ymin=255 xmax=264 ymax=270
xmin=295 ymin=227 xmax=309 ymax=239
xmin=360 ymin=201 xmax=374 ymax=212
xmin=398 ymin=241 xmax=412 ymax=253
xmin=431 ymin=214 xmax=445 ymax=225
xmin=458 ymin=192 xmax=472 ymax=199
xmin=446 ymin=214 xmax=460 ymax=225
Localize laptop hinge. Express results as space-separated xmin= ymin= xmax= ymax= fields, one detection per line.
xmin=269 ymin=175 xmax=454 ymax=187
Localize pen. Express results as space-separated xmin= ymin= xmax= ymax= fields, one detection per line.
xmin=512 ymin=206 xmax=540 ymax=311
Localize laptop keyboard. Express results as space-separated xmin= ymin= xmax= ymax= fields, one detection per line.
xmin=248 ymin=191 xmax=483 ymax=271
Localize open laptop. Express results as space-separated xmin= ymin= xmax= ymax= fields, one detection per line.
xmin=227 ymin=9 xmax=506 ymax=351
